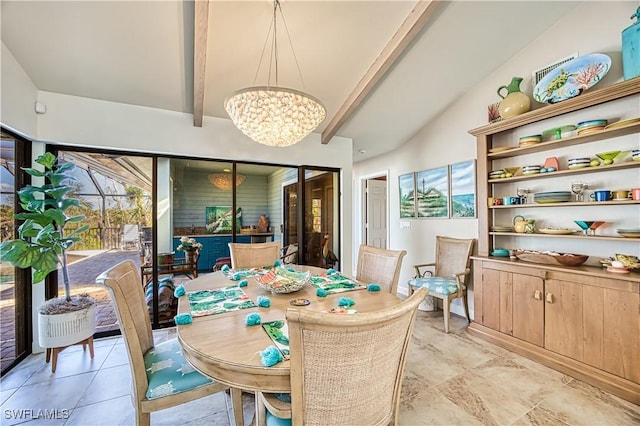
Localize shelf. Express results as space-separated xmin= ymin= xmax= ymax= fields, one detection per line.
xmin=490 ymin=200 xmax=640 ymax=208
xmin=488 ymin=122 xmax=640 ymax=159
xmin=488 ymin=161 xmax=639 ymax=183
xmin=470 ymin=77 xmax=640 ymax=136
xmin=489 ymin=232 xmax=639 ymax=242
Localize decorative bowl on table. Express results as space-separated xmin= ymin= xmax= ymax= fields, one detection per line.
xmin=255 ymin=267 xmax=311 ymax=294
xmin=514 ymin=250 xmax=589 ymax=266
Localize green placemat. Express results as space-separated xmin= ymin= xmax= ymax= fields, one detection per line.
xmin=310 ymin=273 xmax=366 ymax=294
xmin=187 ymin=286 xmax=256 ymax=317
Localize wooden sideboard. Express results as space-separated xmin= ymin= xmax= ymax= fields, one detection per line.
xmin=470 ymin=257 xmax=639 ymax=404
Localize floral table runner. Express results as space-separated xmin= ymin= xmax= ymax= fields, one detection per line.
xmin=187 ymin=286 xmax=256 ymax=317
xmin=310 ymin=272 xmax=366 ymax=294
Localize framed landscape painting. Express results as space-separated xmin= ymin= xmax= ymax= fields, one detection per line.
xmin=450 ymin=160 xmax=476 ymax=218
xmin=416 ymin=166 xmax=448 ymax=218
xmin=398 ymin=173 xmax=416 ymax=218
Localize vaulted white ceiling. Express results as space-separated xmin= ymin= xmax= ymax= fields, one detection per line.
xmin=1 ymin=1 xmax=577 ymax=161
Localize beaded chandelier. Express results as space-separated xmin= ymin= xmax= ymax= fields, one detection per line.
xmin=224 ymin=0 xmax=325 ymax=147
xmin=208 ymin=173 xmax=245 ymax=191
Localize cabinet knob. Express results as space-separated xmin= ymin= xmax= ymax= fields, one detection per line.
xmin=546 ymin=293 xmax=553 ymax=304
xmin=534 ymin=290 xmax=541 ymax=300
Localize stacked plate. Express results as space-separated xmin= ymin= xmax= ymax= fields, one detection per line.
xmin=577 ymin=119 xmax=607 ymax=135
xmin=519 ymin=134 xmax=542 ymax=147
xmin=632 ymin=149 xmax=640 ymax=161
xmin=521 ymin=165 xmax=542 ymax=175
xmin=491 ymin=225 xmax=513 ymax=232
xmin=533 ymin=191 xmax=572 ymax=204
xmin=616 ymin=228 xmax=640 ymax=238
xmin=568 ymin=157 xmax=591 ymax=169
xmin=489 ymin=170 xmax=505 ymax=179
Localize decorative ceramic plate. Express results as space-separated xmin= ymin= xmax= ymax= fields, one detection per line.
xmin=533 ymin=54 xmax=611 ymax=103
xmin=538 ymin=228 xmax=580 ymax=235
xmin=604 ymin=117 xmax=640 ymax=130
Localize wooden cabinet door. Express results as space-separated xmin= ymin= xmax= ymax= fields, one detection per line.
xmin=512 ymin=273 xmax=544 ymax=347
xmin=481 ymin=268 xmax=501 ymax=331
xmin=545 ymin=279 xmax=584 ymax=361
xmin=603 ymin=288 xmax=640 ymax=383
xmin=499 ymin=272 xmax=512 ymax=335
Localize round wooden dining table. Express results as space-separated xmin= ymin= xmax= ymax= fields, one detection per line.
xmin=176 ymin=265 xmax=402 ymax=421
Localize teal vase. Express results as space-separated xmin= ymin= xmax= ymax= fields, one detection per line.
xmin=622 ymin=6 xmax=640 ymax=80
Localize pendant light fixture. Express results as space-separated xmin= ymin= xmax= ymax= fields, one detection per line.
xmin=224 ymin=0 xmax=326 ymax=147
xmin=208 ymin=172 xmax=245 ymax=191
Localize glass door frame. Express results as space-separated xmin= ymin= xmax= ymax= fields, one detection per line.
xmin=0 ymin=128 xmax=32 ymax=376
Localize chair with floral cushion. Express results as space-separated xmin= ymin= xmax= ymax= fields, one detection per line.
xmin=96 ymin=260 xmax=236 ymax=426
xmin=407 ymin=236 xmax=475 ymax=333
xmin=255 ymin=286 xmax=428 ymax=426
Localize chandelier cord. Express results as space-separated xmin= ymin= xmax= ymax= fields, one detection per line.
xmin=277 ymin=2 xmax=307 ymax=90
xmin=251 ymin=0 xmax=306 ymax=90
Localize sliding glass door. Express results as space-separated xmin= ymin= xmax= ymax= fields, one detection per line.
xmin=0 ymin=132 xmax=31 ymax=375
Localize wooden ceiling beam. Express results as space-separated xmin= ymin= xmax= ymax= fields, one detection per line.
xmin=321 ymin=0 xmax=440 ymax=144
xmin=193 ymin=0 xmax=210 ymax=127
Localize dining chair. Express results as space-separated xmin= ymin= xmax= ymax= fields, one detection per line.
xmin=228 ymin=241 xmax=281 ymax=269
xmin=356 ymin=245 xmax=407 ymax=295
xmin=281 ymin=243 xmax=299 ymax=264
xmin=407 ymin=236 xmax=475 ymax=333
xmin=96 ymin=260 xmax=232 ymax=426
xmin=256 ymin=286 xmax=428 ymax=426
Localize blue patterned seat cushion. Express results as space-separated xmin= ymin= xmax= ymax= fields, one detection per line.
xmin=267 ymin=412 xmax=292 ymax=426
xmin=143 ymin=338 xmax=213 ymax=399
xmin=408 ymin=277 xmax=464 ymax=296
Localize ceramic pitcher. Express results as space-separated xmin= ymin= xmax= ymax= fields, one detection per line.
xmin=497 ymin=77 xmax=531 ymax=119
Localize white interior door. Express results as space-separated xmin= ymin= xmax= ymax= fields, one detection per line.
xmin=366 ymin=179 xmax=387 ymax=248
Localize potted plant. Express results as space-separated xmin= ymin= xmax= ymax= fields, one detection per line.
xmin=176 ymin=236 xmax=203 ymax=265
xmin=0 ymin=152 xmax=95 ymax=356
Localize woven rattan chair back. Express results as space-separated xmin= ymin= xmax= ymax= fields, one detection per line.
xmin=356 ymin=245 xmax=407 ymax=294
xmin=286 ymin=286 xmax=428 ymax=425
xmin=229 ymin=241 xmax=281 ymax=269
xmin=96 ymin=260 xmax=229 ymax=426
xmin=434 ymin=236 xmax=474 ymax=281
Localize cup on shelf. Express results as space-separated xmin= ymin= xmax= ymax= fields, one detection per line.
xmin=503 ymin=196 xmax=520 ymax=205
xmin=631 ymin=188 xmax=640 ymax=200
xmin=611 ymin=190 xmax=631 ymax=200
xmin=494 ymin=198 xmax=503 ymax=206
xmin=590 ymin=190 xmax=612 ymax=202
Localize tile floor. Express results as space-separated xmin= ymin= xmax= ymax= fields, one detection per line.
xmin=1 ymin=312 xmax=639 ymax=425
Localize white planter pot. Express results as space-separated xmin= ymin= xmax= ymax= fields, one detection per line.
xmin=38 ymin=304 xmax=96 ymax=348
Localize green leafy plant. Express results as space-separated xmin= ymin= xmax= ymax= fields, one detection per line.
xmin=0 ymin=152 xmax=92 ymax=310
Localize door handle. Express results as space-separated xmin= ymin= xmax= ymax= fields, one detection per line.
xmin=546 ymin=293 xmax=553 ymax=304
xmin=534 ymin=290 xmax=541 ymax=300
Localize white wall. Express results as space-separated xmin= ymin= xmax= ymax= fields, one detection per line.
xmin=1 ymin=42 xmax=38 ymax=136
xmin=353 ymin=1 xmax=638 ymax=318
